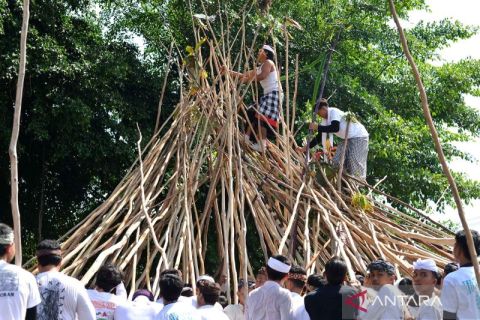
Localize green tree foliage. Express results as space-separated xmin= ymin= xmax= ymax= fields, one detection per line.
xmin=1 ymin=0 xmax=479 ymax=259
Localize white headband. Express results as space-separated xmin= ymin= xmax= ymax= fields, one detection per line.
xmin=262 ymin=45 xmax=275 ymax=55
xmin=0 ymin=232 xmax=14 ymax=245
xmin=267 ymin=257 xmax=291 ymax=273
xmin=197 ymin=275 xmax=215 ymax=283
xmin=413 ymin=259 xmax=438 ymax=273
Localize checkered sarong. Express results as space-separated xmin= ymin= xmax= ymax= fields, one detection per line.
xmin=332 ymin=136 xmax=369 ymax=178
xmin=257 ymin=90 xmax=280 ymax=121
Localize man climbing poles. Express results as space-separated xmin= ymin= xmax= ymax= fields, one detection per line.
xmin=298 ymin=98 xmax=369 ymax=179
xmin=221 ymin=45 xmax=280 ymax=152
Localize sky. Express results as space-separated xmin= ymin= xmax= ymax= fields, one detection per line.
xmin=405 ymin=0 xmax=480 ymax=231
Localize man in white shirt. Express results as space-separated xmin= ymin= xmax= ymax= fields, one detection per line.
xmin=35 ymin=239 xmax=96 ymax=320
xmin=87 ymin=263 xmax=125 ymax=320
xmin=196 ymin=280 xmax=229 ymax=319
xmin=0 ymin=223 xmax=41 ymax=320
xmin=156 ymin=274 xmax=200 ymax=320
xmin=224 ymin=279 xmax=255 ymax=320
xmin=411 ymin=259 xmax=442 ymax=320
xmin=441 ymin=229 xmax=480 ymax=320
xmin=358 ymin=259 xmax=404 ymax=320
xmin=285 ymin=265 xmax=310 ymax=320
xmin=300 ymin=98 xmax=369 ymax=179
xmin=114 ymin=289 xmax=162 ymax=320
xmin=188 ymin=274 xmax=223 ymax=310
xmin=246 ymin=254 xmax=293 ymax=320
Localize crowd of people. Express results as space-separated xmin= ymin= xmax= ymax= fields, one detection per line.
xmin=1 ymin=222 xmax=480 ymax=319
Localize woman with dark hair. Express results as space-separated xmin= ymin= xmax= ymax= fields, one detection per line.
xmin=221 ymin=44 xmax=280 ymax=151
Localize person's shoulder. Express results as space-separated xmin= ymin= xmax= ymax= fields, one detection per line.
xmin=443 ymin=268 xmax=467 ymax=283
xmin=340 ymin=284 xmax=358 ymax=295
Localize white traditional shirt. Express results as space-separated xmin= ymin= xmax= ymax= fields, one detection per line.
xmin=0 ymin=260 xmax=41 ymax=320
xmin=289 ymin=292 xmax=310 ymax=320
xmin=441 ymin=266 xmax=480 ymax=319
xmin=417 ymin=295 xmax=442 ymax=320
xmin=246 ymin=280 xmax=293 ymax=320
xmin=114 ymin=297 xmax=163 ymax=320
xmin=189 ymin=295 xmax=223 ymax=310
xmin=87 ymin=289 xmax=125 ymax=320
xmin=223 ymin=303 xmax=244 ymax=320
xmin=156 ymin=301 xmax=200 ymax=320
xmin=36 ymin=270 xmax=95 ymax=320
xmin=321 ymin=107 xmax=369 ymax=140
xmin=358 ymin=284 xmax=403 ymax=320
xmin=197 ymin=304 xmax=229 ymax=320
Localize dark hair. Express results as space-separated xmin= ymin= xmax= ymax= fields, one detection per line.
xmin=95 ymin=264 xmax=123 ymax=292
xmin=266 ymin=255 xmax=291 ymax=281
xmin=218 ymin=295 xmax=228 ymax=308
xmin=160 ymin=274 xmax=184 ymax=302
xmin=444 ymin=262 xmax=459 ymax=276
xmin=264 ymin=49 xmax=275 ymax=61
xmin=0 ymin=223 xmax=14 ymax=256
xmin=160 ymin=269 xmax=181 ymax=278
xmin=198 ymin=281 xmax=221 ymax=305
xmin=132 ymin=289 xmax=154 ymax=302
xmin=367 ymin=259 xmax=396 ymax=276
xmin=317 ymin=98 xmax=329 ymax=109
xmin=398 ymin=277 xmax=415 ymax=296
xmin=455 ymin=230 xmax=480 ymax=260
xmin=36 ymin=239 xmax=62 ymax=267
xmin=257 ymin=266 xmax=267 ymax=276
xmin=307 ymin=274 xmax=325 ymax=289
xmin=325 ymin=257 xmax=347 ymax=285
xmin=181 ymin=286 xmax=194 ymax=297
xmin=288 ymin=265 xmax=307 ymax=289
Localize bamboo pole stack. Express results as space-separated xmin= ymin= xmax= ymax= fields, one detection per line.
xmin=25 ymin=13 xmax=456 ymax=298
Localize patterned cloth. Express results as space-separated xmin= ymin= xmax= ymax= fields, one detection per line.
xmin=332 ymin=136 xmax=369 ymax=179
xmin=257 ymin=90 xmax=280 ymax=122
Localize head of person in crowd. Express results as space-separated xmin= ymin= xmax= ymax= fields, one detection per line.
xmin=160 ymin=268 xmax=182 ymax=278
xmin=443 ymin=262 xmax=459 ymax=277
xmin=255 ymin=266 xmax=267 ymax=288
xmin=306 ymin=274 xmax=325 ymax=292
xmin=258 ymin=44 xmax=275 ymax=64
xmin=285 ymin=265 xmax=307 ymax=294
xmin=36 ymin=239 xmax=62 ymax=272
xmin=197 ymin=280 xmax=221 ymax=307
xmin=324 ymin=257 xmax=348 ymax=286
xmin=453 ymin=229 xmax=480 ymax=265
xmin=181 ymin=284 xmax=194 ymax=297
xmin=355 ymin=274 xmax=365 ymax=286
xmin=196 ymin=274 xmax=215 ymax=295
xmin=132 ymin=289 xmax=155 ymax=303
xmin=237 ymin=279 xmax=255 ymax=305
xmin=412 ymin=259 xmax=441 ymax=297
xmin=0 ymin=223 xmax=15 ymax=262
xmin=95 ymin=263 xmax=123 ymax=293
xmin=218 ymin=295 xmax=228 ymax=308
xmin=315 ymin=98 xmax=329 ymax=119
xmin=397 ymin=277 xmax=415 ymax=296
xmin=160 ymin=274 xmax=184 ymax=304
xmin=266 ymin=255 xmax=291 ymax=284
xmin=366 ymin=259 xmax=396 ymax=291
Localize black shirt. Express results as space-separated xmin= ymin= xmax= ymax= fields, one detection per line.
xmin=304 ymin=284 xmax=359 ymax=320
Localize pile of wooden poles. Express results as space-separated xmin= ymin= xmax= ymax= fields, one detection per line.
xmin=25 ymin=12 xmax=455 ymax=302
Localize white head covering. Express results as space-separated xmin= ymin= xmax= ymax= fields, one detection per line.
xmin=0 ymin=230 xmax=14 ymax=245
xmin=197 ymin=275 xmax=215 ymax=283
xmin=267 ymin=257 xmax=291 ymax=273
xmin=262 ymin=45 xmax=275 ymax=55
xmin=413 ymin=259 xmax=438 ymax=273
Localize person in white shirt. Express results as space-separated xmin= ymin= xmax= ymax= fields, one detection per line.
xmin=188 ymin=274 xmax=223 ymax=310
xmin=246 ymin=255 xmax=293 ymax=320
xmin=358 ymin=259 xmax=404 ymax=320
xmin=0 ymin=223 xmax=41 ymax=320
xmin=299 ymin=98 xmax=369 ymax=179
xmin=156 ymin=274 xmax=200 ymax=320
xmin=114 ymin=289 xmax=162 ymax=320
xmin=35 ymin=239 xmax=95 ymax=320
xmin=221 ymin=45 xmax=280 ymax=152
xmin=224 ymin=279 xmax=255 ymax=320
xmin=284 ymin=265 xmax=310 ymax=320
xmin=411 ymin=259 xmax=442 ymax=320
xmin=441 ymin=229 xmax=480 ymax=320
xmin=87 ymin=263 xmax=125 ymax=320
xmin=196 ymin=280 xmax=229 ymax=320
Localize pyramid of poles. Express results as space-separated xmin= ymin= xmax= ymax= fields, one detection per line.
xmin=27 ymin=12 xmax=455 ymax=300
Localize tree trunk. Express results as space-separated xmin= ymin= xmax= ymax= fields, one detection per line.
xmin=388 ymin=0 xmax=480 ymax=287
xmin=9 ymin=0 xmax=30 ymax=266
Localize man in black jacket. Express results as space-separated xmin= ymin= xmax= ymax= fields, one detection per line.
xmin=304 ymin=257 xmax=358 ymax=320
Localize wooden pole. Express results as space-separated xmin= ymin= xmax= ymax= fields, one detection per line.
xmin=9 ymin=0 xmax=30 ymax=266
xmin=388 ymin=0 xmax=480 ymax=288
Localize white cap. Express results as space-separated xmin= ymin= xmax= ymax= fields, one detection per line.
xmin=197 ymin=275 xmax=215 ymax=283
xmin=262 ymin=45 xmax=275 ymax=55
xmin=267 ymin=257 xmax=291 ymax=273
xmin=413 ymin=259 xmax=438 ymax=273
